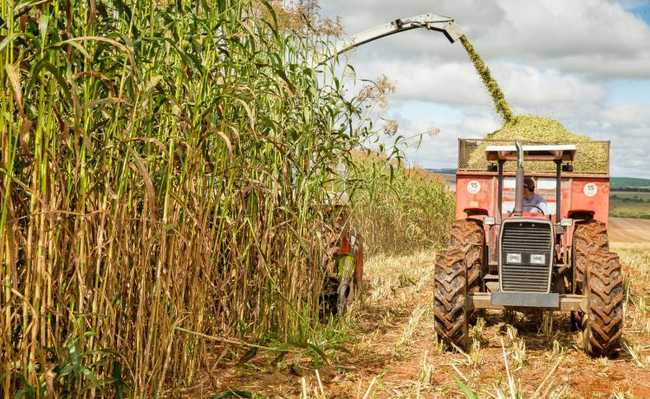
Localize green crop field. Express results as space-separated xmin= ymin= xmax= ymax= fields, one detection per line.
xmin=610 ymin=191 xmax=650 ymax=219
xmin=0 ymin=1 xmax=456 ymax=395
xmin=611 ymin=177 xmax=650 ymax=190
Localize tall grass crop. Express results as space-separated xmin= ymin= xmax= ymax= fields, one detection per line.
xmin=351 ymin=154 xmax=455 ymax=255
xmin=0 ymin=0 xmax=379 ymax=396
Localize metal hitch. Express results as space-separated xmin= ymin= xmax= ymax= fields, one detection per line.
xmin=491 ymin=292 xmax=559 ymax=308
xmin=469 ymin=292 xmax=587 ymax=311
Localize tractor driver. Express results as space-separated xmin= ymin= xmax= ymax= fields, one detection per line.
xmin=523 ymin=177 xmax=548 ymax=214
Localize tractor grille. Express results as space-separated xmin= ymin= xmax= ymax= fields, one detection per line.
xmin=500 ymin=220 xmax=553 ymax=293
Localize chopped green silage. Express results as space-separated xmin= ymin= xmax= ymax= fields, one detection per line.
xmin=463 ymin=115 xmax=609 ymax=173
xmin=460 ymin=35 xmax=513 ymax=123
xmin=458 ymin=36 xmax=608 ymax=174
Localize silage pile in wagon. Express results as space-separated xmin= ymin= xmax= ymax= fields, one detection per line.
xmin=464 ymin=115 xmax=609 ymax=173
xmin=459 ymin=36 xmax=608 ymax=174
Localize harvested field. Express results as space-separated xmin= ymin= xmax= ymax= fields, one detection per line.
xmin=610 ymin=217 xmax=650 ymax=248
xmin=210 ymin=243 xmax=650 ymax=398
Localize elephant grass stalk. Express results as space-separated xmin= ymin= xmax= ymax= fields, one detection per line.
xmin=0 ymin=0 xmax=376 ymax=396
xmin=351 ymin=153 xmax=455 ymax=256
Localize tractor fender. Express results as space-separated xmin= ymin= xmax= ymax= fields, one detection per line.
xmin=463 ymin=207 xmax=489 ymax=217
xmin=568 ymin=209 xmax=595 ymax=221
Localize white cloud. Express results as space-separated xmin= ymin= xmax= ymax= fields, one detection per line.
xmin=603 ymin=104 xmax=650 ymax=126
xmin=460 ymin=114 xmax=502 ymax=135
xmin=500 ymin=64 xmax=607 ymax=105
xmin=321 ymin=0 xmax=650 ymax=177
xmin=489 ymin=0 xmax=648 ymax=55
xmin=481 ymin=0 xmax=650 ymax=78
xmin=325 ymin=0 xmax=650 ymax=78
xmin=350 ymin=59 xmax=607 ymax=110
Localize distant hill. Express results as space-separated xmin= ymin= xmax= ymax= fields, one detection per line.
xmin=612 ymin=177 xmax=650 ymax=190
xmin=427 ymin=168 xmax=456 ymax=175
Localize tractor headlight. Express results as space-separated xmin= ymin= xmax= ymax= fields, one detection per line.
xmin=530 ymin=254 xmax=546 ymax=265
xmin=506 ymin=253 xmax=522 ymax=264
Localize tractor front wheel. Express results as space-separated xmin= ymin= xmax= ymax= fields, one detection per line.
xmin=434 ymin=248 xmax=470 ymax=349
xmin=582 ymin=249 xmax=624 ymax=357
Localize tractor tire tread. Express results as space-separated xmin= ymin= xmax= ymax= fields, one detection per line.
xmin=434 ymin=248 xmax=468 ymax=347
xmin=574 ymin=220 xmax=609 ymax=291
xmin=450 ymin=219 xmax=486 ymax=292
xmin=582 ymin=249 xmax=624 ymax=357
xmin=434 ymin=219 xmax=486 ymax=350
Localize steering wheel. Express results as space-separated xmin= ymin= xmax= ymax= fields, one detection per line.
xmin=528 ymin=205 xmax=546 ymax=215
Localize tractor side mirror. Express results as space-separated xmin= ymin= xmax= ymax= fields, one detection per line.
xmin=562 ymin=164 xmax=574 ymax=172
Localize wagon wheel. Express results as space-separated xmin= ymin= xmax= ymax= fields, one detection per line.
xmin=449 ymin=219 xmax=487 ymax=293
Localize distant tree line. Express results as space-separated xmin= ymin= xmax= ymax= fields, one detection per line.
xmin=611 ymin=187 xmax=650 ymax=193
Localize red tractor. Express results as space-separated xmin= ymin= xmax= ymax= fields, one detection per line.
xmin=434 ymin=140 xmax=623 ymax=357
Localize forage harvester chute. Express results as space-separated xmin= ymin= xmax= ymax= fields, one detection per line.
xmin=333 ymin=13 xmax=464 ymax=56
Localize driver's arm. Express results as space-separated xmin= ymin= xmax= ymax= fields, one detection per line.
xmin=537 ymin=198 xmax=549 ymax=215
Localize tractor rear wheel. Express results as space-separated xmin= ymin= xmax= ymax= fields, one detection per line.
xmin=582 ymin=249 xmax=624 ymax=357
xmin=574 ymin=220 xmax=609 ymax=291
xmin=434 ymin=248 xmax=470 ymax=349
xmin=450 ymin=219 xmax=487 ymax=291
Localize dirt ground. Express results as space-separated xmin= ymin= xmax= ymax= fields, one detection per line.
xmin=609 ymin=218 xmax=650 ymax=248
xmin=207 ymin=218 xmax=650 ymax=398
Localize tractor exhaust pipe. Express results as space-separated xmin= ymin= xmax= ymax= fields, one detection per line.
xmin=514 ymin=141 xmax=524 ymax=215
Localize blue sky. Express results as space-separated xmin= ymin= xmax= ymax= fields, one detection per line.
xmin=321 ymin=0 xmax=650 ymax=178
xmin=628 ymin=2 xmax=650 ymax=23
